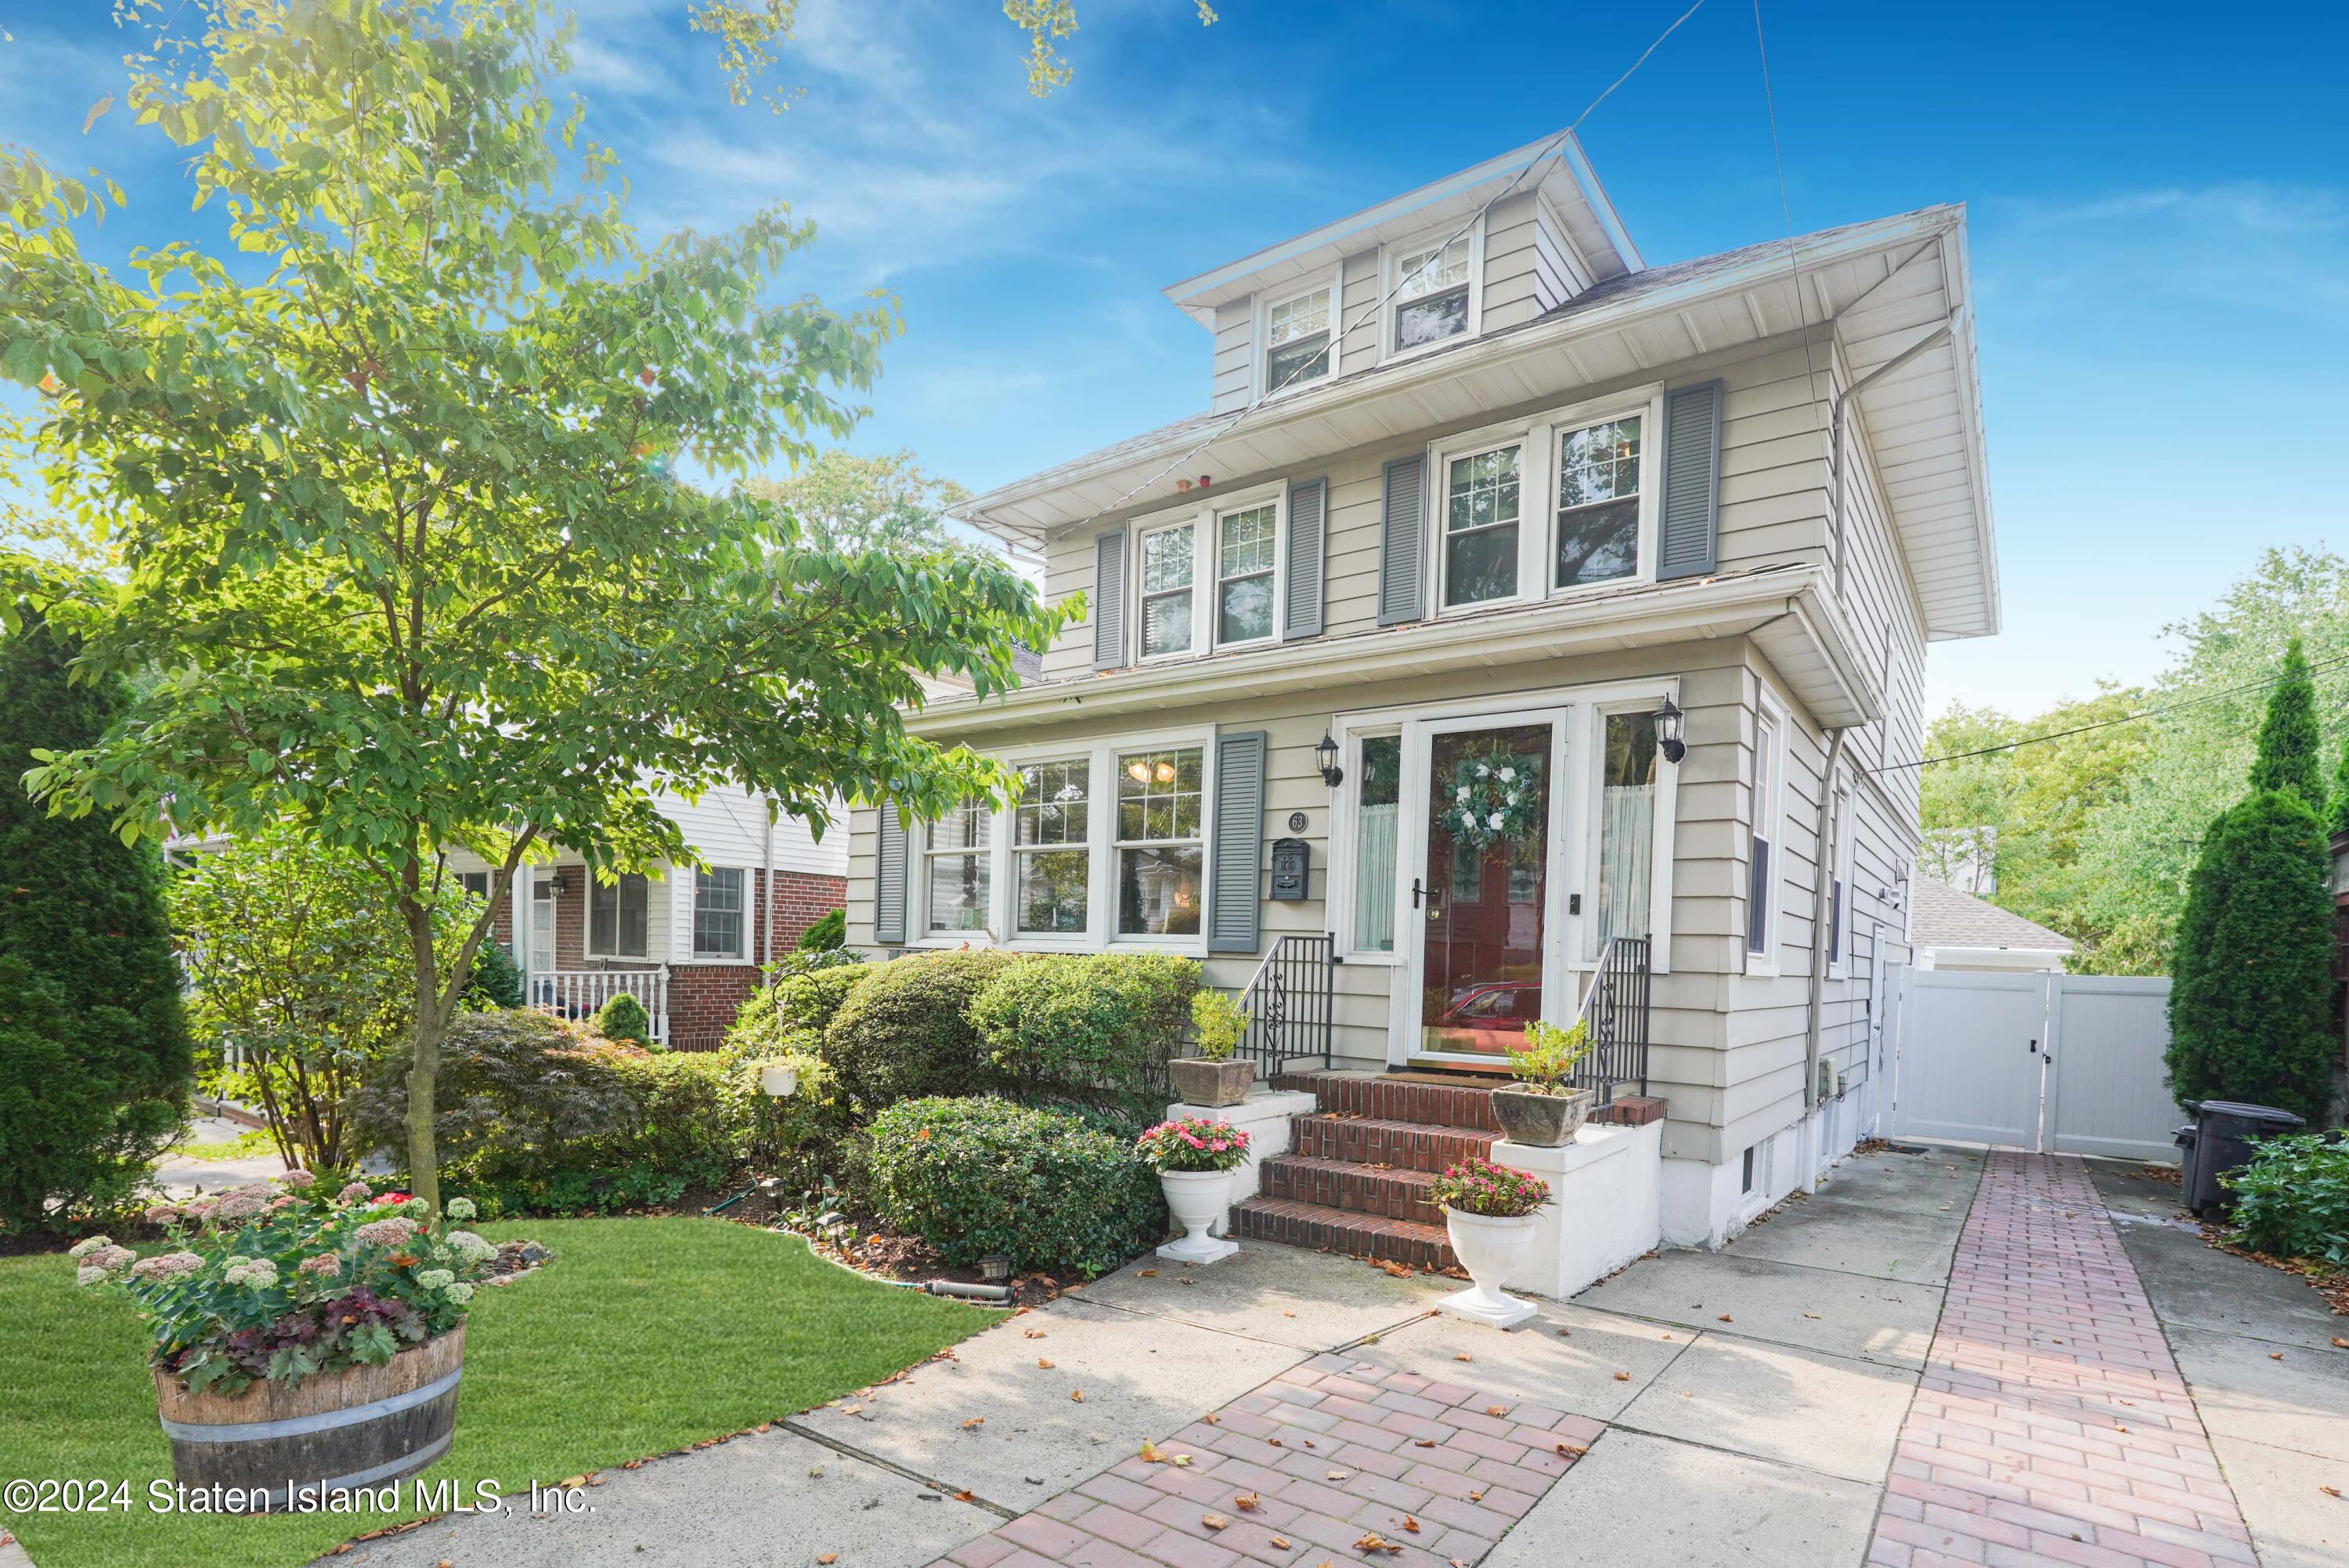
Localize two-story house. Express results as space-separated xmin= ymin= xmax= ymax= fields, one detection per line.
xmin=844 ymin=133 xmax=1997 ymax=1249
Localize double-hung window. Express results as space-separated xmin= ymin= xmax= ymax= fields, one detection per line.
xmin=1748 ymin=716 xmax=1780 ymax=962
xmin=589 ymin=872 xmax=649 ymax=958
xmin=1394 ymin=235 xmax=1471 ymax=353
xmin=1264 ymin=286 xmax=1333 ymax=393
xmin=694 ymin=867 xmax=746 ymax=958
xmin=1556 ymin=416 xmax=1643 ymax=589
xmin=1014 ymin=760 xmax=1091 ymax=935
xmin=1442 ymin=445 xmax=1522 ymax=607
xmin=1138 ymin=522 xmax=1196 ymax=659
xmin=1116 ymin=747 xmax=1203 ymax=936
xmin=1215 ymin=503 xmax=1278 ymax=645
xmin=925 ymin=800 xmax=990 ymax=935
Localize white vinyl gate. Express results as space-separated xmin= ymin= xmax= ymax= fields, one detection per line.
xmin=1888 ymin=969 xmax=2181 ymax=1162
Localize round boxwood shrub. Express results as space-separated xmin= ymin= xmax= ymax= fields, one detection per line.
xmin=862 ymin=1096 xmax=1164 ymax=1274
xmin=823 ymin=949 xmax=1017 ymax=1108
xmin=970 ymin=952 xmax=1200 ymax=1116
xmin=594 ymin=990 xmax=653 ymax=1046
xmin=797 ymin=908 xmax=846 ymax=951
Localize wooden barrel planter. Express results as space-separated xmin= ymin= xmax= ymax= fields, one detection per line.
xmin=152 ymin=1325 xmax=464 ymax=1510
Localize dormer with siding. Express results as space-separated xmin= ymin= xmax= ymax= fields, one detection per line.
xmin=843 ymin=133 xmax=1999 ymax=1253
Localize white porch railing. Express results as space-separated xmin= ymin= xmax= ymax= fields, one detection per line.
xmin=529 ymin=968 xmax=669 ymax=1044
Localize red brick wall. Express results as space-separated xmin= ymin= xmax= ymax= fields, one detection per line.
xmin=666 ymin=868 xmax=847 ymax=1051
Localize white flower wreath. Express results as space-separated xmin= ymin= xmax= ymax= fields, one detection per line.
xmin=1438 ymin=751 xmax=1544 ymax=848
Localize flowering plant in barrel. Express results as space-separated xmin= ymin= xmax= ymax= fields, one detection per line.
xmin=74 ymin=1174 xmax=496 ymax=1396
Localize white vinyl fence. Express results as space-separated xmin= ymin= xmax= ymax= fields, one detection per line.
xmin=1889 ymin=969 xmax=2181 ymax=1162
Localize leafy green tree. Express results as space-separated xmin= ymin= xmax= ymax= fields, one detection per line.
xmin=2331 ymin=732 xmax=2349 ymax=838
xmin=0 ymin=615 xmax=189 ymax=1231
xmin=2166 ymin=649 xmax=2340 ymax=1121
xmin=168 ymin=821 xmax=471 ymax=1173
xmin=2 ymin=0 xmax=1066 ymax=1208
xmin=742 ymin=451 xmax=976 ymax=557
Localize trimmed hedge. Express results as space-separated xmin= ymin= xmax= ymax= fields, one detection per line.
xmin=970 ymin=951 xmax=1200 ymax=1116
xmin=862 ymin=1096 xmax=1165 ymax=1274
xmin=822 ymin=948 xmax=1016 ymax=1108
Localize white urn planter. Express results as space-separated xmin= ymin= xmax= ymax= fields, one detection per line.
xmin=1156 ymin=1170 xmax=1238 ymax=1264
xmin=1437 ymin=1209 xmax=1539 ymax=1328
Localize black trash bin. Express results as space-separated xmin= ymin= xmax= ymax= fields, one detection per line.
xmin=2182 ymin=1100 xmax=2306 ymax=1218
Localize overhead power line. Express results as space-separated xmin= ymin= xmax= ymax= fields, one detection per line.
xmin=1049 ymin=0 xmax=1713 ymax=539
xmin=1870 ymin=650 xmax=2349 ymax=774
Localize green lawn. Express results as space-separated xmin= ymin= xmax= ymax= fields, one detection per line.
xmin=0 ymin=1219 xmax=992 ymax=1568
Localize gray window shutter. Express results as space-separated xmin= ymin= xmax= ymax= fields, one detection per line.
xmin=1377 ymin=455 xmax=1426 ymax=625
xmin=872 ymin=803 xmax=909 ymax=946
xmin=1657 ymin=380 xmax=1723 ymax=581
xmin=1207 ymin=731 xmax=1267 ymax=954
xmin=1283 ymin=478 xmax=1326 ymax=640
xmin=1092 ymin=530 xmax=1127 ymax=671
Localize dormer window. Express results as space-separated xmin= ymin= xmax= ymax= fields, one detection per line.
xmin=1393 ymin=233 xmax=1473 ymax=354
xmin=1264 ymin=285 xmax=1333 ymax=395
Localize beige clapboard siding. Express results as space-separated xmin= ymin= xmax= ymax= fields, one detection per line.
xmin=1340 ymin=250 xmax=1380 ymax=369
xmin=1037 ymin=524 xmax=1100 ymax=681
xmin=1211 ymin=297 xmax=1255 ymax=415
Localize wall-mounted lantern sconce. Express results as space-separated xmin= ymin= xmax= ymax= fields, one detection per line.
xmin=1653 ymin=694 xmax=1687 ymax=765
xmin=1315 ymin=730 xmax=1344 ymax=787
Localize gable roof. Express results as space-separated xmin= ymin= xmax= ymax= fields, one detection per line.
xmin=1911 ymin=878 xmax=2074 ymax=954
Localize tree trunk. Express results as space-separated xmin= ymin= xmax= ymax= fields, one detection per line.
xmin=402 ymin=907 xmax=446 ymax=1213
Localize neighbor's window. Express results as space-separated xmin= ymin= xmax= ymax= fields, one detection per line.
xmin=1265 ymin=287 xmax=1333 ymax=391
xmin=1352 ymin=734 xmax=1402 ymax=953
xmin=1395 ymin=236 xmax=1471 ymax=352
xmin=1015 ymin=759 xmax=1091 ymax=935
xmin=1590 ymin=711 xmax=1658 ymax=957
xmin=694 ymin=867 xmax=745 ymax=958
xmin=1138 ymin=523 xmax=1196 ymax=658
xmin=1217 ymin=503 xmax=1278 ymax=644
xmin=1444 ymin=445 xmax=1521 ymax=607
xmin=1116 ymin=747 xmax=1203 ymax=936
xmin=1748 ymin=718 xmax=1778 ymax=957
xmin=926 ymin=800 xmax=990 ymax=935
xmin=459 ymin=871 xmax=492 ymax=900
xmin=1557 ymin=416 xmax=1643 ymax=588
xmin=588 ymin=872 xmax=649 ymax=958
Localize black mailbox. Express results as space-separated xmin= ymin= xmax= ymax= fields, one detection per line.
xmin=1269 ymin=837 xmax=1311 ymax=900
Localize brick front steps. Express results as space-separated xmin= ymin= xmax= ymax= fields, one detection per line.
xmin=934 ymin=1353 xmax=1607 ymax=1568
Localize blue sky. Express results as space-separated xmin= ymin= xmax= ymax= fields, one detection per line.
xmin=5 ymin=0 xmax=2346 ymax=719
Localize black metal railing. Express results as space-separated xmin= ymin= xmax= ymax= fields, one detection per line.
xmin=1236 ymin=933 xmax=1337 ymax=1080
xmin=1569 ymin=935 xmax=1652 ymax=1105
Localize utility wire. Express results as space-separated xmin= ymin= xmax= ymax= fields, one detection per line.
xmin=1045 ymin=0 xmax=1712 ymax=540
xmin=1870 ymin=650 xmax=2349 ymax=774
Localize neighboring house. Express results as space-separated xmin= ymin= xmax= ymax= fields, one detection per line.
xmin=1908 ymin=878 xmax=2070 ymax=973
xmin=451 ymin=785 xmax=846 ymax=1051
xmin=845 ymin=133 xmax=1997 ymax=1248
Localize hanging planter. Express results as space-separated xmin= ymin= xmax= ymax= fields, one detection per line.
xmin=1438 ymin=751 xmax=1544 ymax=849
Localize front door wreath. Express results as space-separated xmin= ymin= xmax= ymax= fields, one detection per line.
xmin=1439 ymin=751 xmax=1544 ymax=848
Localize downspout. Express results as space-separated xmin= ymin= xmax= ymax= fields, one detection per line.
xmin=760 ymin=798 xmax=778 ymax=975
xmin=1803 ymin=726 xmax=1849 ymax=1115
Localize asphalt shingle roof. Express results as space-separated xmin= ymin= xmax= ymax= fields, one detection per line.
xmin=1911 ymin=878 xmax=2074 ymax=953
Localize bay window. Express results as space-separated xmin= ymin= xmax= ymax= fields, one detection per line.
xmin=1216 ymin=503 xmax=1278 ymax=645
xmin=926 ymin=799 xmax=990 ymax=935
xmin=1264 ymin=285 xmax=1333 ymax=392
xmin=1442 ymin=445 xmax=1522 ymax=607
xmin=1138 ymin=523 xmax=1196 ymax=658
xmin=1116 ymin=747 xmax=1203 ymax=936
xmin=1556 ymin=416 xmax=1643 ymax=588
xmin=1015 ymin=760 xmax=1091 ymax=935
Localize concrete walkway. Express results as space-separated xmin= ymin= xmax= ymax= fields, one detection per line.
xmin=324 ymin=1148 xmax=2344 ymax=1568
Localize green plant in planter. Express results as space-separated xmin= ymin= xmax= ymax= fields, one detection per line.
xmin=594 ymin=991 xmax=653 ymax=1047
xmin=1189 ymin=989 xmax=1250 ymax=1062
xmin=1505 ymin=1018 xmax=1593 ymax=1096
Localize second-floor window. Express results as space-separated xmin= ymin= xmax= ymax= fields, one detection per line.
xmin=1139 ymin=522 xmax=1195 ymax=658
xmin=1395 ymin=235 xmax=1471 ymax=353
xmin=1265 ymin=286 xmax=1333 ymax=393
xmin=1557 ymin=416 xmax=1643 ymax=588
xmin=1216 ymin=503 xmax=1277 ymax=645
xmin=1443 ymin=444 xmax=1522 ymax=607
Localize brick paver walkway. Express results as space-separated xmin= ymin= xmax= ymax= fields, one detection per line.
xmin=935 ymin=1353 xmax=1606 ymax=1568
xmin=1869 ymin=1152 xmax=2256 ymax=1568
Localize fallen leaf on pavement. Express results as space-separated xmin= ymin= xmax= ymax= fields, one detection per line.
xmin=1141 ymin=1441 xmax=1170 ymax=1464
xmin=962 ymin=1418 xmax=985 ymax=1429
xmin=1467 ymin=1491 xmax=1484 ymax=1503
xmin=1203 ymin=1515 xmax=1229 ymax=1530
xmin=1024 ymin=1329 xmax=1047 ymax=1339
xmin=1555 ymin=1328 xmax=1570 ymax=1338
xmin=2271 ymin=1353 xmax=2285 ymax=1361
xmin=1138 ymin=1269 xmax=1158 ymax=1277
xmin=1233 ymin=1492 xmax=1261 ymax=1512
xmin=1453 ymin=1353 xmax=1473 ymax=1362
xmin=1327 ymin=1469 xmax=1350 ymax=1480
xmin=1413 ymin=1439 xmax=1437 ymax=1449
xmin=1401 ymin=1517 xmax=1420 ymax=1534
xmin=1484 ymin=1404 xmax=1508 ymax=1416
xmin=953 ymin=1490 xmax=976 ymax=1503
xmin=817 ymin=1555 xmax=838 ymax=1564
xmin=1038 ymin=1359 xmax=1055 ymax=1368
xmin=1171 ymin=1454 xmax=1193 ymax=1467
xmin=2321 ymin=1486 xmax=2341 ymax=1498
xmin=1270 ymin=1537 xmax=1292 ymax=1550
xmin=1802 ymin=1313 xmax=1821 ymax=1320
xmin=1203 ymin=1413 xmax=1220 ymax=1425
xmin=1268 ymin=1438 xmax=1284 ymax=1447
xmin=1070 ymin=1390 xmax=1086 ymax=1403
xmin=2332 ymin=1338 xmax=2348 ymax=1349
xmin=1354 ymin=1534 xmax=1402 ymax=1555
xmin=809 ymin=1465 xmax=825 ymax=1477
xmin=1717 ymin=1314 xmax=1734 ymax=1323
xmin=1613 ymin=1372 xmax=1630 ymax=1382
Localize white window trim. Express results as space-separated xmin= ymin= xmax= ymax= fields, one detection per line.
xmin=1579 ymin=695 xmax=1680 ymax=969
xmin=1828 ymin=773 xmax=1853 ymax=979
xmin=587 ymin=870 xmax=651 ymax=961
xmin=1380 ymin=217 xmax=1485 ymax=366
xmin=1257 ymin=270 xmax=1342 ymax=402
xmin=1427 ymin=430 xmax=1536 ymax=617
xmin=1209 ymin=481 xmax=1287 ymax=651
xmin=1132 ymin=514 xmax=1205 ymax=665
xmin=1546 ymin=387 xmax=1665 ymax=601
xmin=907 ymin=726 xmax=1218 ymax=956
xmin=1327 ymin=676 xmax=1680 ymax=977
xmin=691 ymin=866 xmax=751 ymax=963
xmin=1745 ymin=688 xmax=1789 ymax=977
